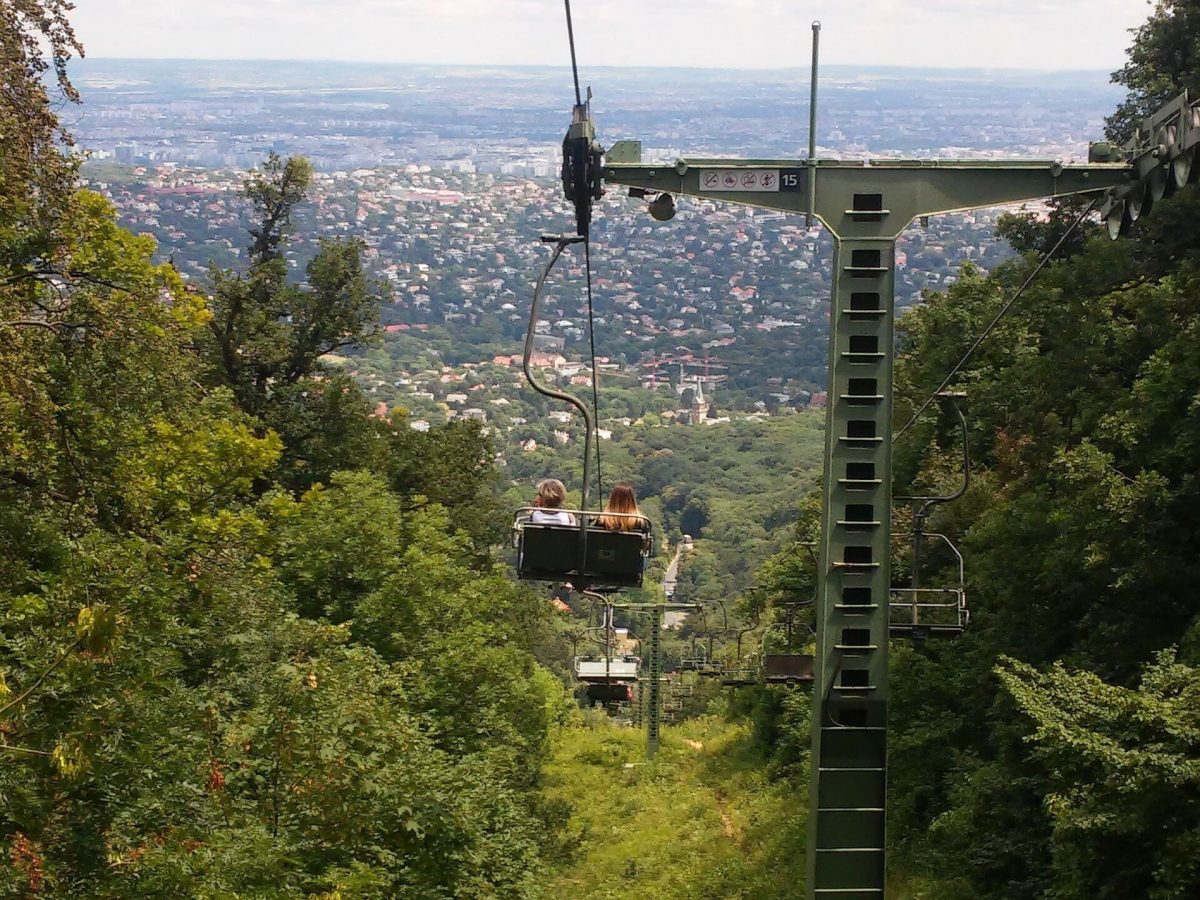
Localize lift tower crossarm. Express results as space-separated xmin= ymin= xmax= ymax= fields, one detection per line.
xmin=602 ymin=142 xmax=1133 ymax=238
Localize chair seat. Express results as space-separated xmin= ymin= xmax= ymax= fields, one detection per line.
xmin=764 ymin=654 xmax=815 ymax=682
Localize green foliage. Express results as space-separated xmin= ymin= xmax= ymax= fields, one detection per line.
xmin=0 ymin=20 xmax=559 ymax=897
xmin=0 ymin=0 xmax=82 ymax=271
xmin=999 ymin=652 xmax=1200 ymax=900
xmin=995 ymin=196 xmax=1099 ymax=258
xmin=884 ymin=11 xmax=1200 ymax=895
xmin=885 ymin=217 xmax=1200 ymax=898
xmin=539 ymin=717 xmax=808 ymax=900
xmin=199 ymin=153 xmax=389 ymax=491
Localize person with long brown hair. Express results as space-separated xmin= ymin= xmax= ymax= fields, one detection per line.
xmin=597 ymin=482 xmax=648 ymax=533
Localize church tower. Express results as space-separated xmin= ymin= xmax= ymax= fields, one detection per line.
xmin=691 ymin=381 xmax=709 ymax=425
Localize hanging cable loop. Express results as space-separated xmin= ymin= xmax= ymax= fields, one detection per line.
xmin=525 ymin=235 xmax=594 ymax=515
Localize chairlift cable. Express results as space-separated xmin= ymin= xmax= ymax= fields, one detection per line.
xmin=561 ymin=0 xmax=605 ymax=501
xmin=894 ymin=198 xmax=1098 ymax=442
xmin=563 ymin=0 xmax=583 ymax=108
xmin=584 ymin=239 xmax=605 ymax=500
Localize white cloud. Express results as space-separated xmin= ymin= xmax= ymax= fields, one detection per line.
xmin=72 ymin=0 xmax=1152 ymax=70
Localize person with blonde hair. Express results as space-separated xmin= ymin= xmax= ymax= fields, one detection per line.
xmin=597 ymin=482 xmax=649 ymax=533
xmin=531 ymin=478 xmax=576 ymax=525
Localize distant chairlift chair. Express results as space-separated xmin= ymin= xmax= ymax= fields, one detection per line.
xmin=759 ymin=619 xmax=815 ymax=686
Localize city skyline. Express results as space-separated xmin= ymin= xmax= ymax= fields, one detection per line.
xmin=74 ymin=0 xmax=1152 ymax=72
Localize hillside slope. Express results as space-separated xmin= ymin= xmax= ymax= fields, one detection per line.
xmin=539 ymin=717 xmax=807 ymax=900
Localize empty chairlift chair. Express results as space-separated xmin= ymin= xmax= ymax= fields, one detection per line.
xmin=573 ymin=655 xmax=642 ymax=683
xmin=761 ymin=620 xmax=815 ymax=685
xmin=889 ymin=531 xmax=969 ymax=639
xmin=890 ymin=391 xmax=972 ymax=640
xmin=763 ymin=654 xmax=816 ymax=685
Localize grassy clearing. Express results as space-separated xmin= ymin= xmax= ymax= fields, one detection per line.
xmin=539 ymin=715 xmax=808 ymax=900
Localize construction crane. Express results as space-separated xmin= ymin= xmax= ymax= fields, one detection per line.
xmin=548 ymin=6 xmax=1198 ymax=897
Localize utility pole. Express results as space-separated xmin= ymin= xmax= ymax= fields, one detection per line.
xmin=591 ymin=29 xmax=1140 ymax=900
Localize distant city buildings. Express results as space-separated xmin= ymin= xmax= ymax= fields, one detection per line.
xmin=66 ymin=58 xmax=1120 ymax=443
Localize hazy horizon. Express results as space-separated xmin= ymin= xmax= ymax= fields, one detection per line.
xmin=72 ymin=0 xmax=1148 ymax=72
xmin=73 ymin=56 xmax=1119 ymax=77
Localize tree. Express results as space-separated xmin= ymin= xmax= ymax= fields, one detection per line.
xmin=0 ymin=1 xmax=82 ymax=273
xmin=995 ymin=196 xmax=1099 ymax=259
xmin=999 ymin=652 xmax=1200 ymax=900
xmin=1108 ymin=0 xmax=1200 ymax=143
xmin=202 ymin=154 xmax=386 ymax=416
xmin=197 ymin=154 xmax=392 ymax=490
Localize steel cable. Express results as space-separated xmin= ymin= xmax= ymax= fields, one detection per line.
xmin=894 ymin=198 xmax=1098 ymax=441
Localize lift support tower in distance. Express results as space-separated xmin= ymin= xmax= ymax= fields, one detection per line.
xmin=577 ymin=24 xmax=1156 ymax=900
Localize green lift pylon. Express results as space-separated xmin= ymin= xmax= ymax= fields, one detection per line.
xmin=605 ymin=159 xmax=1125 ymax=897
xmin=646 ymin=604 xmax=663 ymax=758
xmin=572 ymin=23 xmax=1177 ymax=900
xmin=611 ymin=599 xmax=694 ymax=759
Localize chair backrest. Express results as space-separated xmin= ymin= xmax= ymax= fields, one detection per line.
xmin=763 ymin=654 xmax=815 ymax=681
xmin=518 ymin=524 xmax=646 ymax=589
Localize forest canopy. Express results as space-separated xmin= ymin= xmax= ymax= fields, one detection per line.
xmin=0 ymin=5 xmax=559 ymax=897
xmin=877 ymin=3 xmax=1200 ymax=897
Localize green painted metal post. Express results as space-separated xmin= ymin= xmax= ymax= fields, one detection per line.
xmin=647 ymin=604 xmax=663 ymax=758
xmin=806 ymin=234 xmax=897 ymax=899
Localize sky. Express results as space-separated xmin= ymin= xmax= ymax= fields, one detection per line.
xmin=73 ymin=0 xmax=1155 ymax=71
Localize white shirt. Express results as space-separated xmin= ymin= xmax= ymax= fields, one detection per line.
xmin=531 ymin=509 xmax=577 ymax=526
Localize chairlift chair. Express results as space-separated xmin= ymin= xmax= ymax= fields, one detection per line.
xmin=763 ymin=654 xmax=815 ymax=685
xmin=891 ymin=391 xmax=972 ymax=640
xmin=679 ymin=637 xmax=709 ymax=672
xmin=574 ymin=655 xmax=641 ymax=683
xmin=760 ymin=620 xmax=815 ymax=686
xmin=514 ymin=508 xmax=653 ymax=591
xmin=513 ymin=236 xmax=656 ymax=593
xmin=720 ymin=668 xmax=759 ymax=687
xmin=889 ymin=532 xmax=968 ymax=638
xmin=586 ymin=681 xmax=633 ymax=705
